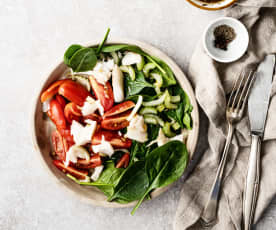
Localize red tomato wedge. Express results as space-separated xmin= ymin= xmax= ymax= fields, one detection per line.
xmin=83 ymin=113 xmax=102 ymax=122
xmin=89 ymin=76 xmax=114 ymax=111
xmin=55 ymin=95 xmax=66 ymax=110
xmin=103 ymin=101 xmax=135 ymax=118
xmin=116 ymin=153 xmax=130 ymax=168
xmin=59 ymin=80 xmax=91 ymax=106
xmin=58 ymin=128 xmax=74 ymax=144
xmin=41 ymin=79 xmax=72 ymax=103
xmin=52 ymin=130 xmax=73 ymax=161
xmin=53 ymin=160 xmax=88 ymax=180
xmin=83 ymin=113 xmax=102 ymax=123
xmin=76 ymin=154 xmax=102 ymax=169
xmin=92 ymin=130 xmax=132 ymax=148
xmin=101 ymin=111 xmax=131 ymax=131
xmin=52 ymin=130 xmax=67 ymax=161
xmin=64 ymin=102 xmax=82 ymax=123
xmin=48 ymin=99 xmax=67 ymax=130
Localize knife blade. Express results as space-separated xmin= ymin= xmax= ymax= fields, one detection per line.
xmin=248 ymin=54 xmax=275 ymax=135
xmin=243 ymin=54 xmax=275 ymax=230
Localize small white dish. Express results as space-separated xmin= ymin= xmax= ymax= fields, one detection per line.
xmin=203 ymin=17 xmax=249 ymax=63
xmin=186 ymin=0 xmax=236 ymax=11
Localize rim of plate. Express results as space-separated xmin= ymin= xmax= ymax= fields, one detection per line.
xmin=186 ymin=0 xmax=237 ymax=11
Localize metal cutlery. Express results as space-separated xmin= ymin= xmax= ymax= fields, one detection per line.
xmin=243 ymin=54 xmax=275 ymax=230
xmin=200 ymin=68 xmax=256 ymax=227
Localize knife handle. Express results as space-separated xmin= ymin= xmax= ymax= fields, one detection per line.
xmin=243 ymin=134 xmax=261 ymax=230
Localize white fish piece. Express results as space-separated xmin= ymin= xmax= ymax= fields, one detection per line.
xmin=70 ymin=120 xmax=97 ymax=145
xmin=122 ymin=52 xmax=142 ymax=66
xmin=125 ymin=115 xmax=148 ymax=143
xmin=64 ymin=145 xmax=90 ymax=167
xmin=92 ymin=136 xmax=115 ymax=157
xmin=104 ymin=59 xmax=115 ymax=70
xmin=81 ymin=96 xmax=104 ymax=116
xmin=127 ymin=95 xmax=143 ymax=121
xmin=81 ymin=96 xmax=99 ymax=116
xmin=147 ymin=129 xmax=189 ymax=147
xmin=112 ymin=65 xmax=124 ymax=103
xmin=91 ymin=165 xmax=104 ymax=181
xmin=90 ymin=60 xmax=115 ymax=85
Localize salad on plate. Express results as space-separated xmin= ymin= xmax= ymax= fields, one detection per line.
xmin=40 ymin=29 xmax=193 ymax=214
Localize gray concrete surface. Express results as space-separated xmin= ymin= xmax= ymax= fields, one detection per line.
xmin=0 ymin=0 xmax=275 ymax=229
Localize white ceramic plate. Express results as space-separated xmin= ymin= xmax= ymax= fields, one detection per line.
xmin=31 ymin=39 xmax=199 ymax=208
xmin=186 ymin=0 xmax=236 ymax=11
xmin=203 ymin=17 xmax=249 ymax=63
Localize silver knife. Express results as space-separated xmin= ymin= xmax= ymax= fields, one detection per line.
xmin=243 ymin=54 xmax=275 ymax=230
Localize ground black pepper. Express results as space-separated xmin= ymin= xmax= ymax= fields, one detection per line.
xmin=213 ymin=24 xmax=236 ymax=51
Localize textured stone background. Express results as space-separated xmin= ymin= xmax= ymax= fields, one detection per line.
xmin=0 ymin=0 xmax=275 ymax=229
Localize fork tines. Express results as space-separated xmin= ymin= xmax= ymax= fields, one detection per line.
xmin=227 ymin=69 xmax=256 ymax=113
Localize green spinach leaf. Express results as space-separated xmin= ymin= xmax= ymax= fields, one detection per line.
xmin=183 ymin=113 xmax=192 ymax=130
xmin=96 ymin=162 xmax=124 ymax=197
xmin=131 ymin=141 xmax=188 ymax=215
xmin=68 ymin=47 xmax=97 ymax=72
xmin=66 ymin=174 xmax=113 ymax=186
xmin=167 ymin=102 xmax=184 ymax=129
xmin=125 ymin=71 xmax=153 ymax=96
xmin=146 ymin=141 xmax=188 ymax=188
xmin=147 ymin=124 xmax=160 ymax=141
xmin=64 ymin=44 xmax=83 ymax=65
xmin=184 ymin=93 xmax=193 ymax=113
xmin=101 ymin=44 xmax=145 ymax=54
xmin=140 ymin=87 xmax=157 ymax=97
xmin=111 ymin=151 xmax=125 ymax=165
xmin=126 ymin=94 xmax=157 ymax=103
xmin=96 ymin=28 xmax=110 ymax=54
xmin=130 ymin=141 xmax=150 ymax=162
xmin=166 ymin=84 xmax=193 ymax=129
xmin=147 ymin=56 xmax=176 ymax=86
xmin=108 ymin=161 xmax=149 ymax=203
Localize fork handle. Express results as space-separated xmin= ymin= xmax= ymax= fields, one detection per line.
xmin=243 ymin=134 xmax=261 ymax=230
xmin=200 ymin=123 xmax=234 ymax=227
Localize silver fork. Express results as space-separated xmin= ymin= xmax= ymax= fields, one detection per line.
xmin=200 ymin=69 xmax=256 ymax=227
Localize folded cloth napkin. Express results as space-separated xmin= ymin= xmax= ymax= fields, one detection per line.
xmin=174 ymin=1 xmax=276 ymax=229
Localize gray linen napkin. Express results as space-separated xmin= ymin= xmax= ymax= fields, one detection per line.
xmin=174 ymin=1 xmax=276 ymax=229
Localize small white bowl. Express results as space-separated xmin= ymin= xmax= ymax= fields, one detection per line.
xmin=203 ymin=17 xmax=249 ymax=63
